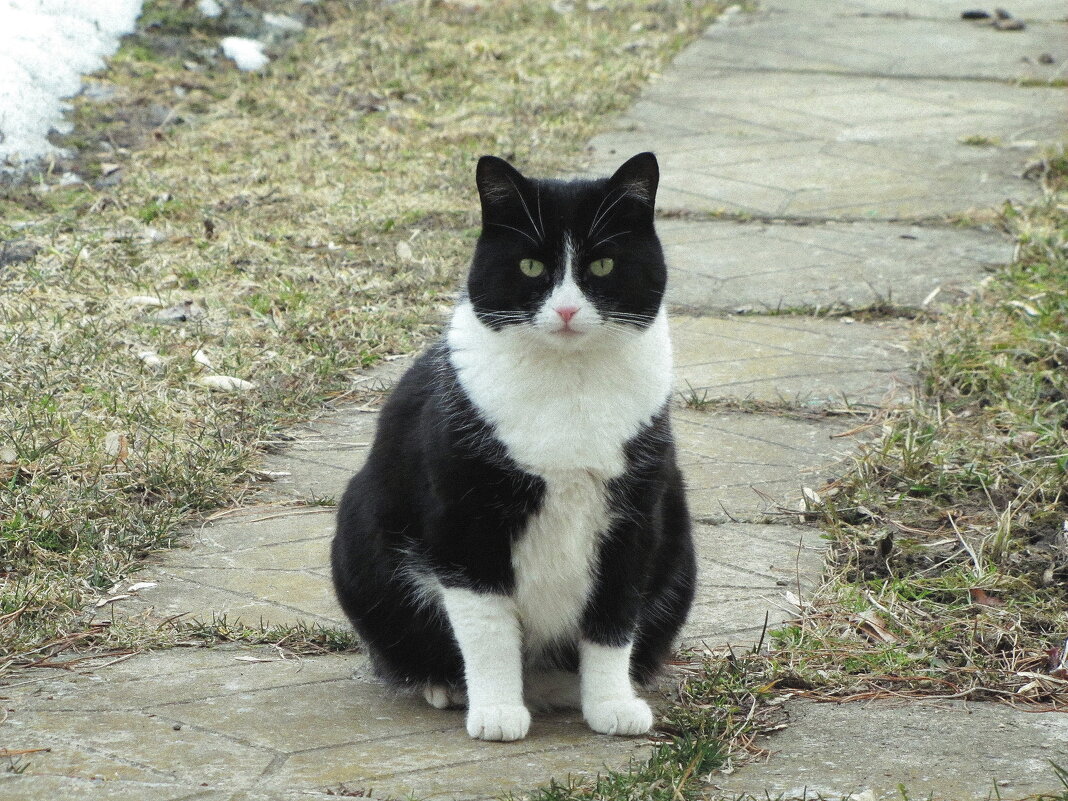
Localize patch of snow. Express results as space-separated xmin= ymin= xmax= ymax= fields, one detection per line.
xmin=197 ymin=0 xmax=221 ymax=17
xmin=0 ymin=0 xmax=144 ymax=172
xmin=221 ymin=36 xmax=269 ymax=71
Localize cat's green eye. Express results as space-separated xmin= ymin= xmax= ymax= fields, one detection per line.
xmin=589 ymin=258 xmax=614 ymax=277
xmin=519 ymin=258 xmax=545 ymax=278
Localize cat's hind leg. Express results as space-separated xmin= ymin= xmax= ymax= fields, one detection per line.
xmin=423 ymin=684 xmax=467 ymax=709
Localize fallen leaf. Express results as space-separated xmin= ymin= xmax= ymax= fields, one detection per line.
xmin=137 ymin=350 xmax=164 ymax=370
xmin=1005 ymin=300 xmax=1039 ymax=317
xmin=969 ymin=587 xmax=1005 ymax=607
xmin=103 ymin=431 xmax=128 ymax=461
xmin=198 ymin=375 xmax=256 ymax=392
xmin=95 ymin=594 xmax=131 ymax=608
xmin=853 ymin=610 xmax=900 ymax=644
xmin=252 ymin=469 xmax=291 ymax=480
xmin=1048 ymin=636 xmax=1068 ymax=679
xmin=192 ymin=348 xmax=213 ymax=368
xmin=127 ymin=582 xmax=157 ymax=592
xmin=126 ymin=295 xmax=165 ymax=307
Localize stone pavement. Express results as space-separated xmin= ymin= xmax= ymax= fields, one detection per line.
xmin=3 ymin=2 xmax=1066 ymax=799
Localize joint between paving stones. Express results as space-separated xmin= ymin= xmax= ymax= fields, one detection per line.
xmin=699 ymin=63 xmax=1066 ymax=87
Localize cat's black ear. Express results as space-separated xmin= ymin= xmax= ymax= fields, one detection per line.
xmin=476 ymin=155 xmax=531 ymax=220
xmin=607 ymin=152 xmax=659 ymax=209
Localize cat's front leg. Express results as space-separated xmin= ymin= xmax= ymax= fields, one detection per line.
xmin=579 ymin=639 xmax=653 ymax=736
xmin=440 ymin=587 xmax=530 ymax=741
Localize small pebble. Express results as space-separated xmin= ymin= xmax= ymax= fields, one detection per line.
xmin=1038 ymin=52 xmax=1055 ymax=64
xmin=961 ymin=9 xmax=991 ymax=19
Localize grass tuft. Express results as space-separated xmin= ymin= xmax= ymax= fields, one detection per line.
xmin=760 ymin=152 xmax=1068 ymax=710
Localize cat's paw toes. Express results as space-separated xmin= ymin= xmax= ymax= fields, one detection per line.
xmin=423 ymin=684 xmax=466 ymax=709
xmin=466 ymin=704 xmax=531 ymax=741
xmin=584 ymin=697 xmax=653 ymax=736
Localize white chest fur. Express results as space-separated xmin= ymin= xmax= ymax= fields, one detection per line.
xmin=511 ymin=471 xmax=607 ymax=651
xmin=446 ymin=301 xmax=673 ymax=478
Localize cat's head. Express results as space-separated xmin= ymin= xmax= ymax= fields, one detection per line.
xmin=466 ymin=153 xmax=666 ymax=348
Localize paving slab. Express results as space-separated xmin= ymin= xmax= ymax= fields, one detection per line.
xmin=115 ymin=409 xmax=846 ymax=625
xmin=683 ymin=522 xmax=824 ymax=647
xmin=672 ymin=314 xmax=911 ymax=407
xmin=768 ymin=0 xmax=1068 ymax=24
xmin=674 ymin=408 xmax=861 ymax=522
xmin=698 ymin=3 xmax=1068 ymax=82
xmin=710 ymin=699 xmax=1068 ymax=800
xmin=0 ymin=775 xmax=206 ymax=801
xmin=660 ymin=218 xmax=1011 ymax=311
xmin=0 ymin=645 xmax=653 ymax=801
xmin=590 ymin=70 xmax=1062 ymax=218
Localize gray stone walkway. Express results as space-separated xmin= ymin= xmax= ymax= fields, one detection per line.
xmin=3 ymin=1 xmax=1066 ymax=799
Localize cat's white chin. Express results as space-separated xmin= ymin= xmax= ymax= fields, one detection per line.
xmin=539 ymin=327 xmax=593 ymax=348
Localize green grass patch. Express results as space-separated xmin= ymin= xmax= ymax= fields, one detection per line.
xmin=768 ymin=162 xmax=1068 ymax=709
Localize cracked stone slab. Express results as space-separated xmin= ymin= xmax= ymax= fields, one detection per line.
xmin=15 ymin=648 xmax=358 ymax=714
xmin=257 ymin=336 xmax=883 ymax=515
xmin=252 ymin=408 xmax=862 ymax=527
xmin=122 ymin=566 xmax=343 ymax=630
xmin=711 ymin=699 xmax=1068 ymax=800
xmin=0 ymin=644 xmax=652 ymax=801
xmin=5 ymin=708 xmax=278 ymax=788
xmin=0 ymin=776 xmax=205 ymax=801
xmin=674 ymin=408 xmax=862 ymax=522
xmin=590 ymin=70 xmax=1062 ymax=218
xmin=682 ymin=522 xmax=824 ymax=648
xmin=809 ymin=0 xmax=1068 ymax=19
xmin=659 ymin=218 xmax=1011 ymax=311
xmin=672 ymin=313 xmax=911 ymax=406
xmin=698 ymin=3 xmax=1068 ymax=82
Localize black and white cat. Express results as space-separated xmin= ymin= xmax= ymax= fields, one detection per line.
xmin=331 ymin=152 xmax=695 ymax=742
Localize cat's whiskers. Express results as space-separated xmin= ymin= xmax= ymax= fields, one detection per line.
xmin=506 ymin=176 xmax=545 ymax=243
xmin=535 ymin=185 xmax=545 ymax=243
xmin=587 ymin=188 xmax=633 ymax=242
xmin=488 ymin=222 xmax=539 ymax=247
xmin=591 ymin=230 xmax=632 ymax=250
xmin=587 ymin=187 xmax=626 ymax=240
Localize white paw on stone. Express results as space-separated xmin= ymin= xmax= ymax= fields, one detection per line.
xmin=423 ymin=684 xmax=466 ymax=709
xmin=466 ymin=703 xmax=531 ymax=741
xmin=583 ymin=697 xmax=653 ymax=736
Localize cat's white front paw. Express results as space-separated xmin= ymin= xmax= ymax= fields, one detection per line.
xmin=584 ymin=697 xmax=653 ymax=736
xmin=466 ymin=704 xmax=531 ymax=741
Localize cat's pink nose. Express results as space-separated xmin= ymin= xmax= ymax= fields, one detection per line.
xmin=555 ymin=306 xmax=579 ymax=324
